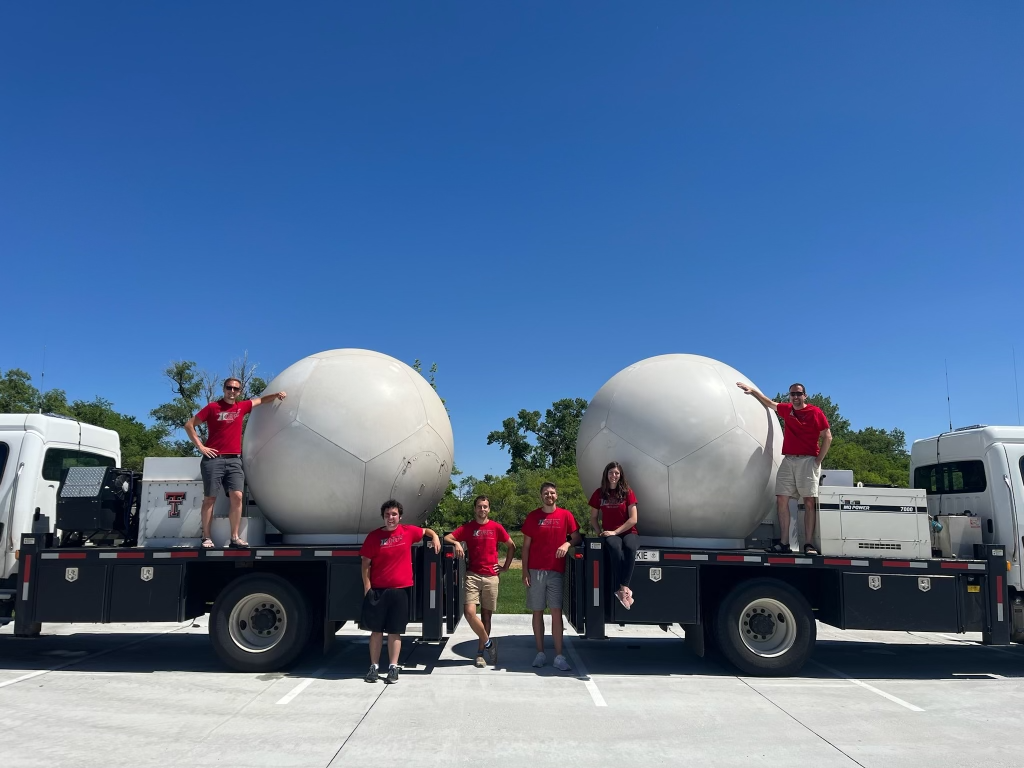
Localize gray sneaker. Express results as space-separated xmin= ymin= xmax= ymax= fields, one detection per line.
xmin=364 ymin=665 xmax=379 ymax=683
xmin=484 ymin=639 xmax=498 ymax=665
xmin=474 ymin=654 xmax=486 ymax=668
xmin=553 ymin=654 xmax=572 ymax=672
xmin=385 ymin=665 xmax=400 ymax=684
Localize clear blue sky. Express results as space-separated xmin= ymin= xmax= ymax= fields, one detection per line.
xmin=2 ymin=2 xmax=1022 ymax=479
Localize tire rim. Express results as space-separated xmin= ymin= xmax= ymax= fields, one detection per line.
xmin=228 ymin=592 xmax=287 ymax=654
xmin=738 ymin=598 xmax=797 ymax=658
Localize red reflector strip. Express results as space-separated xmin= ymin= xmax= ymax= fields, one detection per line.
xmin=117 ymin=552 xmax=146 ymax=559
xmin=941 ymin=562 xmax=969 ymax=570
xmin=59 ymin=552 xmax=87 ymax=560
xmin=717 ymin=555 xmax=744 ymax=562
xmin=574 ymin=553 xmax=583 ymax=559
xmin=171 ymin=551 xmax=199 ymax=558
xmin=333 ymin=551 xmax=360 ymax=557
xmin=997 ymin=575 xmax=1004 ymax=605
xmin=768 ymin=557 xmax=796 ymax=564
xmin=824 ymin=558 xmax=851 ymax=566
xmin=430 ymin=562 xmax=437 ymax=590
xmin=221 ymin=550 xmax=250 ymax=557
xmin=593 ymin=560 xmax=599 ymax=587
xmin=23 ymin=554 xmax=31 ymax=583
xmin=666 ymin=553 xmax=690 ymax=560
xmin=883 ymin=561 xmax=911 ymax=567
xmin=273 ymin=550 xmax=301 ymax=557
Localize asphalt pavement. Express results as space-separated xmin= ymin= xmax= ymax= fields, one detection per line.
xmin=1 ymin=616 xmax=1022 ymax=767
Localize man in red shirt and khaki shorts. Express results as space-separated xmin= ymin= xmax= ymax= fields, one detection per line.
xmin=185 ymin=377 xmax=286 ymax=549
xmin=445 ymin=495 xmax=516 ymax=668
xmin=736 ymin=381 xmax=833 ymax=555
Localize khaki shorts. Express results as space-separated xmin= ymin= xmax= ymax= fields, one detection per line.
xmin=463 ymin=572 xmax=499 ymax=611
xmin=775 ymin=455 xmax=822 ymax=499
xmin=525 ymin=570 xmax=563 ymax=611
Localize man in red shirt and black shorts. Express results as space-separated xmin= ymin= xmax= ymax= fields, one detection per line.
xmin=445 ymin=495 xmax=516 ymax=668
xmin=737 ymin=381 xmax=833 ymax=554
xmin=360 ymin=499 xmax=441 ymax=684
xmin=521 ymin=482 xmax=582 ymax=672
xmin=185 ymin=377 xmax=286 ymax=549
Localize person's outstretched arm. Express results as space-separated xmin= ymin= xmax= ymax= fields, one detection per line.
xmin=736 ymin=382 xmax=779 ymax=412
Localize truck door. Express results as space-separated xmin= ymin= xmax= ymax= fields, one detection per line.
xmin=996 ymin=443 xmax=1024 ymax=592
xmin=0 ymin=435 xmax=25 ymax=582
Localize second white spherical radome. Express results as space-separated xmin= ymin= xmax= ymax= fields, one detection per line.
xmin=242 ymin=349 xmax=454 ymax=539
xmin=577 ymin=354 xmax=782 ymax=546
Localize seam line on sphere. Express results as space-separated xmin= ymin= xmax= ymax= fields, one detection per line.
xmin=300 ymin=423 xmax=367 ymax=460
xmin=736 ymin=676 xmax=869 ymax=767
xmin=665 ymin=428 xmax=734 ymax=469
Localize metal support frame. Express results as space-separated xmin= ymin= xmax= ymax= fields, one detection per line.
xmin=13 ymin=533 xmax=41 ymax=637
xmin=977 ymin=543 xmax=1012 ymax=645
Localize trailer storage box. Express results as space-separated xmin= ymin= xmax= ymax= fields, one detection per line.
xmin=816 ymin=486 xmax=930 ymax=559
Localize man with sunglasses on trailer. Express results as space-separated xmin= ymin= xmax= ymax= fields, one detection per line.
xmin=185 ymin=377 xmax=287 ymax=549
xmin=735 ymin=381 xmax=832 ymax=555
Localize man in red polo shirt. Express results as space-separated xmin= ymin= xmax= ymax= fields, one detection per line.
xmin=445 ymin=495 xmax=516 ymax=668
xmin=736 ymin=381 xmax=832 ymax=555
xmin=521 ymin=482 xmax=582 ymax=672
xmin=360 ymin=499 xmax=441 ymax=684
xmin=185 ymin=377 xmax=286 ymax=549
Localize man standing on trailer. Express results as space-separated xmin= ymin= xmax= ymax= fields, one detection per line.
xmin=736 ymin=381 xmax=832 ymax=555
xmin=445 ymin=495 xmax=516 ymax=668
xmin=185 ymin=377 xmax=287 ymax=549
xmin=521 ymin=482 xmax=582 ymax=671
xmin=360 ymin=499 xmax=442 ymax=684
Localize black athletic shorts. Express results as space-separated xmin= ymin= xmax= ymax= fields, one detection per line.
xmin=360 ymin=587 xmax=411 ymax=634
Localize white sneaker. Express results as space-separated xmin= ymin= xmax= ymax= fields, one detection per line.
xmin=553 ymin=654 xmax=572 ymax=671
xmin=532 ymin=652 xmax=547 ymax=668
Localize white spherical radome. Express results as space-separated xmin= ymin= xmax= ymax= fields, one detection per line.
xmin=576 ymin=354 xmax=782 ymax=547
xmin=242 ymin=350 xmax=454 ymax=539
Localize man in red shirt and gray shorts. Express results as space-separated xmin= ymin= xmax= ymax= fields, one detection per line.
xmin=736 ymin=381 xmax=833 ymax=555
xmin=521 ymin=482 xmax=582 ymax=671
xmin=185 ymin=377 xmax=286 ymax=549
xmin=445 ymin=495 xmax=516 ymax=668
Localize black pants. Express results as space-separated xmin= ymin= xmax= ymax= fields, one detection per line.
xmin=605 ymin=533 xmax=639 ymax=589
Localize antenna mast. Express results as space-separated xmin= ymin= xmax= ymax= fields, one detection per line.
xmin=1014 ymin=346 xmax=1021 ymax=426
xmin=944 ymin=359 xmax=952 ymax=432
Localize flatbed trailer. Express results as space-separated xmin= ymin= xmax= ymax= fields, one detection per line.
xmin=11 ymin=530 xmax=1012 ymax=676
xmin=562 ymin=538 xmax=1013 ymax=675
xmin=12 ymin=535 xmax=466 ymax=672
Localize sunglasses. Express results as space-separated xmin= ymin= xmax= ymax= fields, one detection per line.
xmin=788 ymin=392 xmax=805 ymax=397
xmin=225 ymin=386 xmax=241 ymax=392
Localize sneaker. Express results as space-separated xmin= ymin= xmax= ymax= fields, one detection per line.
xmin=553 ymin=654 xmax=572 ymax=672
xmin=385 ymin=665 xmax=400 ymax=684
xmin=474 ymin=654 xmax=486 ymax=668
xmin=364 ymin=665 xmax=379 ymax=683
xmin=532 ymin=652 xmax=547 ymax=668
xmin=484 ymin=639 xmax=498 ymax=665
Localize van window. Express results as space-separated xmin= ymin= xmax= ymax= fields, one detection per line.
xmin=913 ymin=460 xmax=987 ymax=495
xmin=41 ymin=448 xmax=115 ymax=481
xmin=0 ymin=442 xmax=9 ymax=484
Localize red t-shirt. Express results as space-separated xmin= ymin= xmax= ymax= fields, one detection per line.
xmin=195 ymin=399 xmax=254 ymax=454
xmin=359 ymin=524 xmax=425 ymax=589
xmin=451 ymin=520 xmax=512 ymax=576
xmin=521 ymin=507 xmax=579 ymax=573
xmin=777 ymin=403 xmax=830 ymax=456
xmin=588 ymin=488 xmax=638 ymax=536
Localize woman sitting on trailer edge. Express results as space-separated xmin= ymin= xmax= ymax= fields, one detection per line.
xmin=588 ymin=461 xmax=640 ymax=610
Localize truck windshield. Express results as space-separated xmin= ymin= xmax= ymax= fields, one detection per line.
xmin=41 ymin=448 xmax=115 ymax=481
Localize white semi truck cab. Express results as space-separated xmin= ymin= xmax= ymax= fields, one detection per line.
xmin=0 ymin=415 xmax=121 ymax=591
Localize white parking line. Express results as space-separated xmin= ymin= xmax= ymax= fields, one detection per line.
xmin=275 ymin=673 xmax=322 ymax=705
xmin=810 ymin=660 xmax=924 ymax=712
xmin=563 ymin=636 xmax=607 ymax=707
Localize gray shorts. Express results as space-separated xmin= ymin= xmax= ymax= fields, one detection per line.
xmin=525 ymin=569 xmax=563 ymax=612
xmin=200 ymin=456 xmax=244 ymax=498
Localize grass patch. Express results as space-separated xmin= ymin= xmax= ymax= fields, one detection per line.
xmin=495 ymin=570 xmax=530 ymax=614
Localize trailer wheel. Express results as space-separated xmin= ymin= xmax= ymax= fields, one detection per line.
xmin=715 ymin=579 xmax=815 ymax=676
xmin=209 ymin=574 xmax=310 ymax=672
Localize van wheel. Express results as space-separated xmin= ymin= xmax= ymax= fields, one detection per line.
xmin=210 ymin=574 xmax=310 ymax=672
xmin=715 ymin=579 xmax=815 ymax=676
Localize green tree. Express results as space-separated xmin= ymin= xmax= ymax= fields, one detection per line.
xmin=0 ymin=368 xmax=45 ymax=413
xmin=66 ymin=397 xmax=177 ymax=471
xmin=487 ymin=410 xmax=542 ymax=473
xmin=535 ymin=398 xmax=589 ymax=468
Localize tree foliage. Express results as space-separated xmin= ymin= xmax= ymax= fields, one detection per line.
xmin=487 ymin=398 xmax=589 ymax=473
